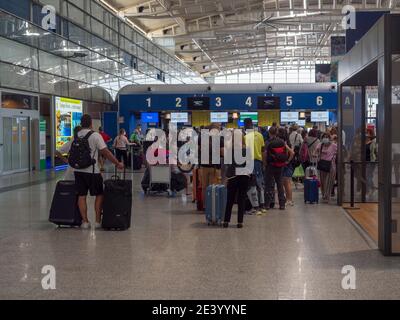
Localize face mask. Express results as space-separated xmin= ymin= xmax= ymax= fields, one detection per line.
xmin=322 ymin=138 xmax=330 ymax=144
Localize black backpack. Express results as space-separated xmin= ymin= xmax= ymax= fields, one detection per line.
xmin=68 ymin=131 xmax=96 ymax=170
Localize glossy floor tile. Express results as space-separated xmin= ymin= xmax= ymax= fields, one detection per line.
xmin=0 ymin=170 xmax=399 ymax=299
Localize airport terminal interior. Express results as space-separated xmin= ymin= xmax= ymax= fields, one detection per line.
xmin=1 ymin=0 xmax=400 ymax=301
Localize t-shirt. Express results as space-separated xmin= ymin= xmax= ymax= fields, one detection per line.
xmin=316 ymin=142 xmax=337 ymax=162
xmin=100 ymin=132 xmax=111 ymax=143
xmin=245 ymin=130 xmax=264 ymax=161
xmin=114 ymin=135 xmax=130 ymax=150
xmin=289 ymin=131 xmax=303 ymax=149
xmin=58 ymin=129 xmax=107 ymax=174
xmin=265 ymin=137 xmax=285 ymax=164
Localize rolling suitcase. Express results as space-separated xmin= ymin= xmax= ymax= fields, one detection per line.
xmin=49 ymin=180 xmax=82 ymax=227
xmin=304 ymin=178 xmax=319 ymax=204
xmin=205 ymin=184 xmax=227 ymax=225
xmin=102 ymin=168 xmax=132 ymax=230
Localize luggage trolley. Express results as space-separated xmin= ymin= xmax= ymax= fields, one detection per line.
xmin=145 ymin=164 xmax=174 ymax=197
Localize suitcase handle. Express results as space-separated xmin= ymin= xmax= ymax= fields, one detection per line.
xmin=113 ymin=165 xmax=126 ymax=180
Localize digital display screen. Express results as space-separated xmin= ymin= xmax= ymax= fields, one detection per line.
xmin=170 ymin=112 xmax=189 ymax=123
xmin=239 ymin=112 xmax=258 ymax=126
xmin=296 ymin=119 xmax=306 ymax=126
xmin=187 ymin=97 xmax=210 ymax=109
xmin=257 ymin=96 xmax=280 ymax=109
xmin=141 ymin=112 xmax=159 ymax=123
xmin=311 ymin=111 xmax=329 ymax=122
xmin=55 ymin=97 xmax=83 ymax=150
xmin=280 ymin=112 xmax=299 ymax=123
xmin=210 ymin=112 xmax=228 ymax=123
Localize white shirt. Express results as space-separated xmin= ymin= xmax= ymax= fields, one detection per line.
xmin=289 ymin=131 xmax=303 ymax=148
xmin=113 ymin=135 xmax=130 ymax=150
xmin=58 ymin=129 xmax=107 ymax=174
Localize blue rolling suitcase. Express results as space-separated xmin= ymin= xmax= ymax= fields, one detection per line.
xmin=304 ymin=178 xmax=319 ymax=204
xmin=205 ymin=184 xmax=227 ymax=225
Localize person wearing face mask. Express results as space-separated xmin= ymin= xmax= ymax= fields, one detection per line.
xmin=316 ymin=133 xmax=338 ymax=203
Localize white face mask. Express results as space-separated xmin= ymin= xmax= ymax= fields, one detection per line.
xmin=322 ymin=138 xmax=330 ymax=144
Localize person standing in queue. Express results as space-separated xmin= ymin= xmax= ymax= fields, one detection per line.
xmin=244 ymin=118 xmax=267 ymax=215
xmin=264 ymin=126 xmax=294 ymax=210
xmin=198 ymin=123 xmax=224 ymax=205
xmin=223 ymin=133 xmax=251 ymax=228
xmin=316 ymin=132 xmax=337 ymax=203
xmin=113 ymin=128 xmax=133 ymax=167
xmin=277 ymin=127 xmax=295 ymax=207
xmin=56 ymin=114 xmax=124 ymax=229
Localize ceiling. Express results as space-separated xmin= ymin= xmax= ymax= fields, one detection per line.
xmin=102 ymin=0 xmax=399 ymax=77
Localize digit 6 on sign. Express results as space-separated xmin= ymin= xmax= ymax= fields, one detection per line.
xmin=316 ymin=96 xmax=323 ymax=106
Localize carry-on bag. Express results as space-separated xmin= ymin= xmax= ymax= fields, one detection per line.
xmin=304 ymin=178 xmax=319 ymax=204
xmin=102 ymin=168 xmax=132 ymax=230
xmin=49 ymin=180 xmax=82 ymax=227
xmin=205 ymin=184 xmax=227 ymax=225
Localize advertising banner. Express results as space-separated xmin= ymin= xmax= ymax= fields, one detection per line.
xmin=55 ymin=97 xmax=83 ymax=150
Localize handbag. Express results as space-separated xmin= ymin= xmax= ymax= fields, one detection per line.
xmin=317 ymin=145 xmax=332 ymax=173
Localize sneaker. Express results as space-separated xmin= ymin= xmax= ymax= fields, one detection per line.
xmin=261 ymin=208 xmax=268 ymax=214
xmin=80 ymin=222 xmax=91 ymax=229
xmin=255 ymin=209 xmax=263 ymax=216
xmin=94 ymin=222 xmax=102 ymax=229
xmin=246 ymin=209 xmax=255 ymax=215
xmin=286 ymin=200 xmax=294 ymax=206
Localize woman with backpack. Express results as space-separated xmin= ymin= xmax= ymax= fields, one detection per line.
xmin=300 ymin=128 xmax=320 ymax=170
xmin=316 ymin=132 xmax=337 ymax=203
xmin=277 ymin=127 xmax=295 ymax=207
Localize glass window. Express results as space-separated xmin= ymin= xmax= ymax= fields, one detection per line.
xmin=38 ymin=72 xmax=68 ymax=96
xmin=68 ymin=4 xmax=89 ymax=28
xmin=0 ymin=37 xmax=38 ymax=69
xmin=39 ymin=50 xmax=67 ymax=77
xmin=0 ymin=62 xmax=39 ymax=92
xmin=68 ymin=60 xmax=92 ymax=83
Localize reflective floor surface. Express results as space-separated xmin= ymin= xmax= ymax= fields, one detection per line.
xmin=0 ymin=170 xmax=399 ymax=300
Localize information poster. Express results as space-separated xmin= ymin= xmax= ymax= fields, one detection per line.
xmin=55 ymin=97 xmax=83 ymax=150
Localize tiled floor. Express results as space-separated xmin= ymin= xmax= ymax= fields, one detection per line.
xmin=0 ymin=170 xmax=399 ymax=300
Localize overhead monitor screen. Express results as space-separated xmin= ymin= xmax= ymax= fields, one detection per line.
xmin=257 ymin=96 xmax=280 ymax=109
xmin=210 ymin=112 xmax=228 ymax=123
xmin=141 ymin=112 xmax=159 ymax=123
xmin=311 ymin=111 xmax=329 ymax=122
xmin=170 ymin=112 xmax=189 ymax=123
xmin=187 ymin=97 xmax=210 ymax=110
xmin=281 ymin=111 xmax=299 ymax=123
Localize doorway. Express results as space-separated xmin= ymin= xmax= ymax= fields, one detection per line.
xmin=2 ymin=116 xmax=30 ymax=173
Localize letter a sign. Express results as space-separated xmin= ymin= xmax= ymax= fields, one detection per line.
xmin=42 ymin=5 xmax=56 ymax=31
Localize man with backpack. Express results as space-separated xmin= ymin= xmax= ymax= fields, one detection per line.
xmin=264 ymin=126 xmax=294 ymax=210
xmin=56 ymin=114 xmax=124 ymax=229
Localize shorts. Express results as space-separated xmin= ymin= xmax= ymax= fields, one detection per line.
xmin=74 ymin=172 xmax=104 ymax=196
xmin=282 ymin=166 xmax=294 ymax=178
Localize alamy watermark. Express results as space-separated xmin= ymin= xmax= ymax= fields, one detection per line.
xmin=144 ymin=125 xmax=254 ymax=175
xmin=41 ymin=265 xmax=56 ymax=290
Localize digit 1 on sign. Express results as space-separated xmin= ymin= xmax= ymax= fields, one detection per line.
xmin=146 ymin=97 xmax=151 ymax=108
xmin=216 ymin=97 xmax=222 ymax=107
xmin=176 ymin=97 xmax=182 ymax=108
xmin=286 ymin=96 xmax=293 ymax=107
xmin=245 ymin=96 xmax=252 ymax=107
xmin=317 ymin=96 xmax=323 ymax=106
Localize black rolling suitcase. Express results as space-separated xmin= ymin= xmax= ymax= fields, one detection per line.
xmin=102 ymin=168 xmax=132 ymax=230
xmin=49 ymin=180 xmax=82 ymax=227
